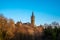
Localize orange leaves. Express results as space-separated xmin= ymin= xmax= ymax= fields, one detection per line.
xmin=0 ymin=15 xmax=44 ymax=39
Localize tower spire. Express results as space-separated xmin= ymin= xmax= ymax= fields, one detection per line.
xmin=32 ymin=11 xmax=34 ymax=17
xmin=31 ymin=11 xmax=35 ymax=27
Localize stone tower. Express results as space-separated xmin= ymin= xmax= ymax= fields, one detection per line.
xmin=31 ymin=12 xmax=35 ymax=27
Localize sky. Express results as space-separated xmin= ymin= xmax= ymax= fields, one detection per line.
xmin=0 ymin=0 xmax=60 ymax=25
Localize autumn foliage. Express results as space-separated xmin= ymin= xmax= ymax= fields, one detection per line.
xmin=1 ymin=15 xmax=60 ymax=40
xmin=0 ymin=15 xmax=44 ymax=40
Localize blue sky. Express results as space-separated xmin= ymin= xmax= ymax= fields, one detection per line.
xmin=0 ymin=0 xmax=60 ymax=25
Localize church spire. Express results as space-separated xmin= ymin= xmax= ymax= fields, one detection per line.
xmin=31 ymin=11 xmax=35 ymax=27
xmin=32 ymin=11 xmax=34 ymax=17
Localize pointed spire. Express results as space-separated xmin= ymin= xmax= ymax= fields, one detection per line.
xmin=31 ymin=11 xmax=35 ymax=27
xmin=32 ymin=11 xmax=34 ymax=16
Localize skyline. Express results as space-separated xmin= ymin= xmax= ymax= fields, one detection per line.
xmin=0 ymin=0 xmax=60 ymax=25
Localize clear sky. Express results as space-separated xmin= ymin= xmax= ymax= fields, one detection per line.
xmin=0 ymin=0 xmax=60 ymax=25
